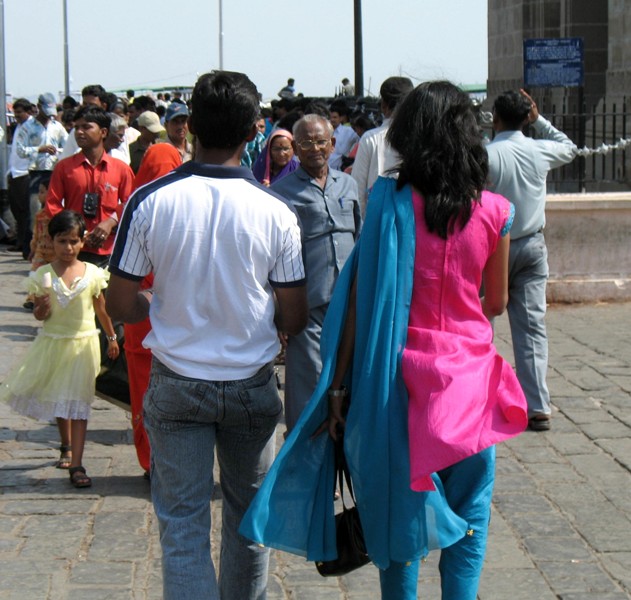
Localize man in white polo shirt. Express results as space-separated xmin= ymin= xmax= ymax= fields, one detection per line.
xmin=106 ymin=71 xmax=307 ymax=600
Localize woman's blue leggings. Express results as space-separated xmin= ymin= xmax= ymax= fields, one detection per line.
xmin=379 ymin=446 xmax=496 ymax=600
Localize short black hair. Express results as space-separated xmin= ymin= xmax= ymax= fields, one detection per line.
xmin=74 ymin=105 xmax=111 ymax=131
xmin=351 ymin=114 xmax=374 ymax=132
xmin=303 ymin=101 xmax=330 ymax=119
xmin=81 ymin=84 xmax=109 ymax=108
xmin=276 ymin=110 xmax=303 ymax=133
xmin=38 ymin=174 xmax=51 ymax=189
xmin=387 ymin=81 xmax=488 ymax=239
xmin=62 ymin=95 xmax=78 ymax=109
xmin=61 ymin=108 xmax=76 ymax=125
xmin=133 ymin=95 xmax=157 ymax=112
xmin=329 ymin=100 xmax=350 ymax=117
xmin=493 ymin=91 xmax=532 ymax=130
xmin=48 ymin=210 xmax=86 ymax=239
xmin=380 ymin=77 xmax=414 ymax=111
xmin=105 ymin=93 xmax=119 ymax=112
xmin=12 ymin=98 xmax=32 ymax=112
xmin=190 ymin=71 xmax=260 ymax=150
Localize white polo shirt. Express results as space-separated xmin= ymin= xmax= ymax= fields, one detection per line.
xmin=110 ymin=162 xmax=305 ymax=381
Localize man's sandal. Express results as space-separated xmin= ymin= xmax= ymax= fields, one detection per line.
xmin=69 ymin=466 xmax=92 ymax=488
xmin=55 ymin=445 xmax=72 ymax=469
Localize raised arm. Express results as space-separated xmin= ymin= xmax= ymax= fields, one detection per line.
xmin=520 ymin=89 xmax=577 ymax=166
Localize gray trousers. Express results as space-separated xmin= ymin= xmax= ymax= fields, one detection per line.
xmin=507 ymin=232 xmax=551 ymax=417
xmin=283 ymin=304 xmax=327 ymax=433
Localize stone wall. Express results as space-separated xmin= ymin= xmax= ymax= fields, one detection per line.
xmin=545 ymin=192 xmax=631 ymax=302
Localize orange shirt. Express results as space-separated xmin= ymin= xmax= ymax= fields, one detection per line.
xmin=46 ymin=152 xmax=134 ymax=255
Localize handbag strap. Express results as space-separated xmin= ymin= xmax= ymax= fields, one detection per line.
xmin=334 ymin=433 xmax=357 ymax=509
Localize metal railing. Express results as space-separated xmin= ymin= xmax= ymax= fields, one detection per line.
xmin=481 ymin=98 xmax=630 ymax=193
xmin=540 ymin=98 xmax=628 ymax=192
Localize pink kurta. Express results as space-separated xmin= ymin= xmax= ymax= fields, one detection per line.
xmin=402 ymin=190 xmax=528 ymax=492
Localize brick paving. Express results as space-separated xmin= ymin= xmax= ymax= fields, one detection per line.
xmin=1 ymin=250 xmax=630 ymax=599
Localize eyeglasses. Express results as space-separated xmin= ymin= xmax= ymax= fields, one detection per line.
xmin=296 ymin=139 xmax=330 ymax=151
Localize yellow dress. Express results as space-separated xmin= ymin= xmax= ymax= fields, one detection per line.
xmin=1 ymin=263 xmax=108 ymax=421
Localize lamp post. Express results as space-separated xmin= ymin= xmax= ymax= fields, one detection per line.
xmin=63 ymin=0 xmax=69 ymax=97
xmin=353 ymin=0 xmax=364 ymax=97
xmin=0 ymin=0 xmax=8 ymax=191
xmin=218 ymin=0 xmax=224 ymax=69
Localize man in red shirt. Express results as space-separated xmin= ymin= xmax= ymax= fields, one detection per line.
xmin=47 ymin=106 xmax=134 ymax=266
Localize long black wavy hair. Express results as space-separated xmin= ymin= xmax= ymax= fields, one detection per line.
xmin=386 ymin=81 xmax=488 ymax=239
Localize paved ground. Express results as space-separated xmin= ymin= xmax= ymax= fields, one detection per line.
xmin=1 ymin=248 xmax=631 ymax=599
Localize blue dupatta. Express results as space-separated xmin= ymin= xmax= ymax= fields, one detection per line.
xmin=240 ymin=177 xmax=468 ymax=569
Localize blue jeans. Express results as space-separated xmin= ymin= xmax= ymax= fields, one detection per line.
xmin=144 ymin=359 xmax=281 ymax=600
xmin=507 ymin=232 xmax=551 ymax=417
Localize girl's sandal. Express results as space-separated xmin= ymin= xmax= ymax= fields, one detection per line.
xmin=69 ymin=466 xmax=92 ymax=488
xmin=55 ymin=445 xmax=72 ymax=469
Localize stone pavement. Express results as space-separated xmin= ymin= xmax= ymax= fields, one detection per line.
xmin=1 ymin=248 xmax=631 ymax=600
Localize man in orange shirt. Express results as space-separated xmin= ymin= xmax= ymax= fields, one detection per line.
xmin=47 ymin=106 xmax=134 ymax=267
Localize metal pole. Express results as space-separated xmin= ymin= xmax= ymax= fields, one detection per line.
xmin=578 ymin=85 xmax=585 ymax=192
xmin=0 ymin=0 xmax=8 ymax=191
xmin=353 ymin=0 xmax=364 ymax=97
xmin=63 ymin=0 xmax=70 ymax=97
xmin=218 ymin=0 xmax=224 ymax=70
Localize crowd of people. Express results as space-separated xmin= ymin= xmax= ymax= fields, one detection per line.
xmin=0 ymin=70 xmax=578 ymax=599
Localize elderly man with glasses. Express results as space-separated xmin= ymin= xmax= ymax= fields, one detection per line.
xmin=272 ymin=114 xmax=362 ymax=433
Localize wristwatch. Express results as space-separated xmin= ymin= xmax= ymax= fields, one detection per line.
xmin=107 ymin=334 xmax=117 ymax=342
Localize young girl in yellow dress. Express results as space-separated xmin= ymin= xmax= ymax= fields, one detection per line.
xmin=1 ymin=210 xmax=119 ymax=488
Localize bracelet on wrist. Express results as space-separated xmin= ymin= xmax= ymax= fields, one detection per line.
xmin=107 ymin=334 xmax=117 ymax=342
xmin=327 ymin=387 xmax=348 ymax=398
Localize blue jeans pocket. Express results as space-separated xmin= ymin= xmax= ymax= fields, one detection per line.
xmin=235 ymin=369 xmax=282 ymax=433
xmin=145 ymin=372 xmax=206 ymax=425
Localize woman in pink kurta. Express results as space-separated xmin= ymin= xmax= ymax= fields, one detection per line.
xmin=324 ymin=81 xmax=528 ymax=599
xmin=403 ymin=189 xmax=527 ymax=492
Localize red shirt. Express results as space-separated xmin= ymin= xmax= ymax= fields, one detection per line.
xmin=46 ymin=151 xmax=134 ymax=255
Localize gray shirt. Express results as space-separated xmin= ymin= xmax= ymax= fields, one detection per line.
xmin=272 ymin=166 xmax=361 ymax=309
xmin=486 ymin=115 xmax=577 ymax=239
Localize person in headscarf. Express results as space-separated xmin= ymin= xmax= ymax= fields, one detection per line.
xmin=124 ymin=143 xmax=182 ymax=477
xmin=252 ymin=129 xmax=299 ymax=187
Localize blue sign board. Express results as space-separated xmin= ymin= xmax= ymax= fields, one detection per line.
xmin=523 ymin=38 xmax=584 ymax=87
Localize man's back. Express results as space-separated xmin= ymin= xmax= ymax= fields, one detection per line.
xmin=106 ymin=71 xmax=307 ymax=600
xmin=112 ymin=163 xmax=304 ymax=381
xmin=351 ymin=119 xmax=400 ymax=214
xmin=487 ymin=116 xmax=576 ymax=239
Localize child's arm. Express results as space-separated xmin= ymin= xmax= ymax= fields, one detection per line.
xmin=93 ymin=293 xmax=120 ymax=360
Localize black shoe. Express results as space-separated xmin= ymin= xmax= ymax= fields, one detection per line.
xmin=528 ymin=416 xmax=551 ymax=431
xmin=6 ymin=245 xmax=23 ymax=252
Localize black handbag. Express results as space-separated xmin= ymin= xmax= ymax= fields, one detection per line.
xmin=316 ymin=434 xmax=371 ymax=577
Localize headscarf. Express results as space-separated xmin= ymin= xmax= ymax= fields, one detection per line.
xmin=252 ymin=129 xmax=298 ymax=187
xmin=133 ymin=143 xmax=182 ymax=191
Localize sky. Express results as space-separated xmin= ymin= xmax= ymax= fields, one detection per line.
xmin=3 ymin=0 xmax=488 ymax=103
